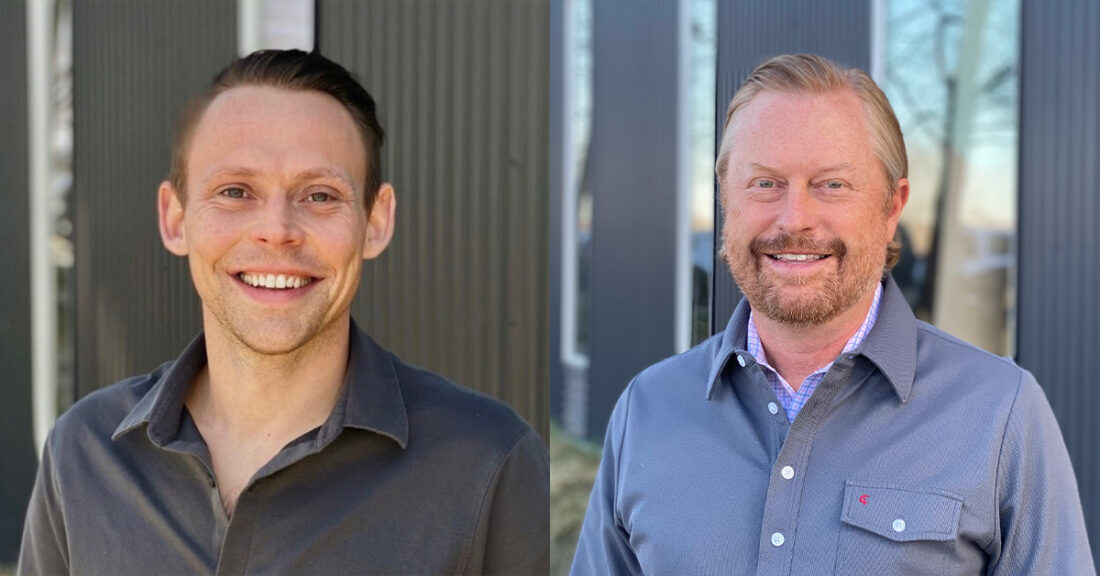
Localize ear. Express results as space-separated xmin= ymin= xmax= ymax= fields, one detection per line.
xmin=885 ymin=177 xmax=910 ymax=240
xmin=362 ymin=183 xmax=396 ymax=260
xmin=158 ymin=181 xmax=188 ymax=256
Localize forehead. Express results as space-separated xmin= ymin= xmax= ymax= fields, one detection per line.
xmin=727 ymin=89 xmax=876 ymax=171
xmin=187 ymin=86 xmax=366 ymax=190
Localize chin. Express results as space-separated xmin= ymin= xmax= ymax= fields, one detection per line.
xmin=222 ymin=313 xmax=328 ymax=356
xmin=235 ymin=330 xmax=315 ymax=356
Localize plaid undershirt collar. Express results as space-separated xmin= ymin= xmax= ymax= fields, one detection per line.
xmin=745 ymin=282 xmax=884 ymax=422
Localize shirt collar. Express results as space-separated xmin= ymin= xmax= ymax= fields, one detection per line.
xmin=706 ymin=276 xmax=917 ymax=403
xmin=113 ymin=318 xmax=409 ymax=449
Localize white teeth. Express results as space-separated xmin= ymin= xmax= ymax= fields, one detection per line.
xmin=773 ymin=253 xmax=826 ymax=261
xmin=238 ymin=272 xmax=313 ymax=290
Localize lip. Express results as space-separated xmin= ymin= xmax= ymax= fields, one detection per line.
xmin=230 ymin=271 xmax=322 ymax=305
xmin=230 ymin=267 xmax=320 ymax=278
xmin=763 ymin=253 xmax=833 ymax=272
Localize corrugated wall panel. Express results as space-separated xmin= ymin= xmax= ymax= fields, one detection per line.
xmin=712 ymin=0 xmax=871 ymax=331
xmin=73 ymin=2 xmax=237 ymax=397
xmin=585 ymin=0 xmax=680 ymax=440
xmin=0 ymin=1 xmax=38 ymax=562
xmin=318 ymin=1 xmax=550 ymax=440
xmin=1018 ymin=0 xmax=1100 ymax=561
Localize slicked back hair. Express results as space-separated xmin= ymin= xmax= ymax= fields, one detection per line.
xmin=715 ymin=53 xmax=907 ymax=268
xmin=168 ymin=49 xmax=385 ymax=209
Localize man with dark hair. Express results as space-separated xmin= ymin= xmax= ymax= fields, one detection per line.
xmin=572 ymin=53 xmax=1092 ymax=575
xmin=19 ymin=50 xmax=549 ymax=576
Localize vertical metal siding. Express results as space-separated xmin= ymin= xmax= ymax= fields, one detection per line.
xmin=585 ymin=0 xmax=680 ymax=440
xmin=1018 ymin=0 xmax=1100 ymax=561
xmin=0 ymin=1 xmax=38 ymax=562
xmin=73 ymin=1 xmax=237 ymax=398
xmin=318 ymin=1 xmax=550 ymax=440
xmin=711 ymin=0 xmax=871 ymax=332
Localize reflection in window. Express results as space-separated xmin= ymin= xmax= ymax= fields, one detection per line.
xmin=572 ymin=0 xmax=592 ymax=357
xmin=690 ymin=0 xmax=717 ymax=346
xmin=882 ymin=0 xmax=1019 ymax=356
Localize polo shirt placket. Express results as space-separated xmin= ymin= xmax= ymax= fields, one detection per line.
xmin=751 ymin=355 xmax=875 ymax=576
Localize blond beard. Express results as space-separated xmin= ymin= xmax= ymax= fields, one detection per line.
xmin=722 ymin=228 xmax=881 ymax=327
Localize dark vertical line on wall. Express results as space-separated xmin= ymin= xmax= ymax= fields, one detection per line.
xmin=1018 ymin=0 xmax=1100 ymax=565
xmin=585 ymin=0 xmax=681 ymax=440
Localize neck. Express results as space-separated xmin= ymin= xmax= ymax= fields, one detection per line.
xmin=185 ymin=315 xmax=351 ymax=441
xmin=754 ymin=287 xmax=877 ymax=391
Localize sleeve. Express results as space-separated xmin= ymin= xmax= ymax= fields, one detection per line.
xmin=17 ymin=434 xmax=70 ymax=576
xmin=569 ymin=384 xmax=643 ymax=576
xmin=475 ymin=428 xmax=550 ymax=576
xmin=986 ymin=370 xmax=1095 ymax=575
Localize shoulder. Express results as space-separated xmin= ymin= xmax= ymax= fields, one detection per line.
xmin=391 ymin=354 xmax=539 ymax=457
xmin=616 ymin=329 xmax=726 ymax=411
xmin=913 ymin=320 xmax=1029 ymax=393
xmin=51 ymin=364 xmax=167 ymax=437
xmin=42 ymin=361 xmax=170 ymax=461
xmin=596 ymin=332 xmax=726 ymax=440
xmin=628 ymin=332 xmax=725 ymax=397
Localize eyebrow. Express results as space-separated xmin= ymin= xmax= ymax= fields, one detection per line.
xmin=200 ymin=167 xmax=356 ymax=190
xmin=742 ymin=162 xmax=855 ymax=174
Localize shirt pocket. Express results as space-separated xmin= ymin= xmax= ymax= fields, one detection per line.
xmin=834 ymin=480 xmax=963 ymax=575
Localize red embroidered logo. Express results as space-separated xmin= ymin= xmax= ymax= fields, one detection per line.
xmin=859 ymin=494 xmax=869 ymax=505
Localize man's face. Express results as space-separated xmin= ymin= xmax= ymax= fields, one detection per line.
xmin=158 ymin=86 xmax=393 ymax=355
xmin=720 ymin=89 xmax=907 ymax=326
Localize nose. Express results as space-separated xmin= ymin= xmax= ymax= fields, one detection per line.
xmin=775 ymin=183 xmax=815 ymax=233
xmin=251 ymin=196 xmax=305 ymax=246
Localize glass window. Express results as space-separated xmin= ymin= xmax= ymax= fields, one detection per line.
xmin=690 ymin=0 xmax=717 ymax=347
xmin=881 ymin=0 xmax=1020 ymax=356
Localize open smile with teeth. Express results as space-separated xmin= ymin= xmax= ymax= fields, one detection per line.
xmin=768 ymin=253 xmax=829 ymax=262
xmin=237 ymin=272 xmax=315 ymax=289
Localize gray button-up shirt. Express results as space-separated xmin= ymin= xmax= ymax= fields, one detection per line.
xmin=19 ymin=320 xmax=549 ymax=575
xmin=572 ymin=277 xmax=1093 ymax=575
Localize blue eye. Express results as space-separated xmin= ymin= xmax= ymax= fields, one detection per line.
xmin=307 ymin=191 xmax=333 ymax=202
xmin=756 ymin=180 xmax=775 ymax=189
xmin=220 ymin=187 xmax=247 ymax=199
xmin=825 ymin=181 xmax=843 ymax=189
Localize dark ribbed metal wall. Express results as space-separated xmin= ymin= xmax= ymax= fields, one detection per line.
xmin=0 ymin=2 xmax=37 ymax=563
xmin=712 ymin=0 xmax=871 ymax=331
xmin=73 ymin=2 xmax=236 ymax=397
xmin=318 ymin=0 xmax=549 ymax=440
xmin=585 ymin=0 xmax=680 ymax=440
xmin=1017 ymin=0 xmax=1100 ymax=561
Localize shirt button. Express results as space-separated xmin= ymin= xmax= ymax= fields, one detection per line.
xmin=737 ymin=355 xmax=747 ymax=367
xmin=781 ymin=466 xmax=794 ymax=480
xmin=770 ymin=532 xmax=785 ymax=547
xmin=893 ymin=519 xmax=906 ymax=533
xmin=767 ymin=402 xmax=779 ymax=415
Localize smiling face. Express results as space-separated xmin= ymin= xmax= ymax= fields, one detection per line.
xmin=720 ymin=89 xmax=907 ymax=327
xmin=158 ymin=85 xmax=394 ymax=356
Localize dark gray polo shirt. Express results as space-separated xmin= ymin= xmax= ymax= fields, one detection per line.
xmin=572 ymin=277 xmax=1093 ymax=575
xmin=19 ymin=320 xmax=549 ymax=575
